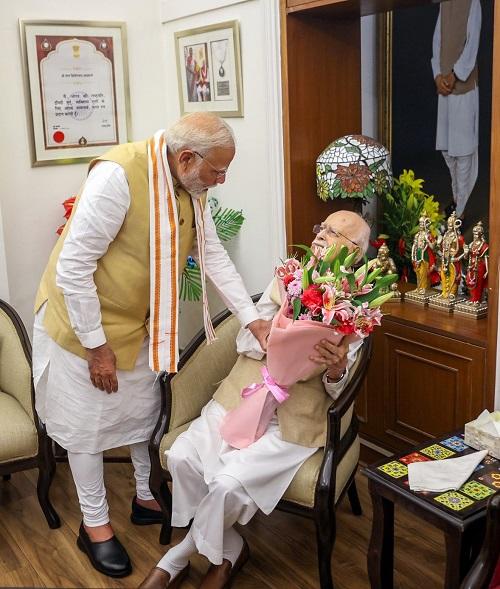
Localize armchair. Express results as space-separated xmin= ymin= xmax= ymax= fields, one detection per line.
xmin=149 ymin=298 xmax=372 ymax=589
xmin=0 ymin=298 xmax=60 ymax=528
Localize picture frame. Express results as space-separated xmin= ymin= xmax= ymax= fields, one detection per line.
xmin=174 ymin=20 xmax=243 ymax=118
xmin=19 ymin=20 xmax=131 ymax=167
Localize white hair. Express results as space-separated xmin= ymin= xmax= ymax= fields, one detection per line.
xmin=164 ymin=112 xmax=235 ymax=155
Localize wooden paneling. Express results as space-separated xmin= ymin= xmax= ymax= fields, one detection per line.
xmin=359 ymin=311 xmax=487 ymax=454
xmin=281 ymin=3 xmax=361 ymax=250
xmin=486 ymin=0 xmax=500 ymax=406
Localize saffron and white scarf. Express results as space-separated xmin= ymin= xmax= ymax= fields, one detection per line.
xmin=147 ymin=130 xmax=216 ymax=373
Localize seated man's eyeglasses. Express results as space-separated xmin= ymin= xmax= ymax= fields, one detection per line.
xmin=193 ymin=150 xmax=228 ymax=179
xmin=312 ymin=224 xmax=359 ymax=248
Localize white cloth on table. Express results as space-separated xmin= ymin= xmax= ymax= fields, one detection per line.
xmin=33 ymin=159 xmax=259 ymax=454
xmin=167 ymin=282 xmax=362 ymax=518
xmin=408 ymin=449 xmax=487 ymax=493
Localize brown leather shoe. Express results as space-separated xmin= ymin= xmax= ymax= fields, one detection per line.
xmin=138 ymin=563 xmax=190 ymax=589
xmin=198 ymin=538 xmax=249 ymax=589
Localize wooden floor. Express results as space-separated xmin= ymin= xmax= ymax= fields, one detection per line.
xmin=0 ymin=461 xmax=447 ymax=589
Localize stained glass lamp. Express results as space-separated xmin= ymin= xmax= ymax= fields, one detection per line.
xmin=316 ymin=134 xmax=392 ymax=202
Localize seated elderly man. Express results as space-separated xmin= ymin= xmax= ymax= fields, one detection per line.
xmin=140 ymin=210 xmax=370 ymax=589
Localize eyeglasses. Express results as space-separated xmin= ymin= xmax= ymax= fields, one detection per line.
xmin=193 ymin=151 xmax=228 ymax=179
xmin=312 ymin=224 xmax=359 ymax=248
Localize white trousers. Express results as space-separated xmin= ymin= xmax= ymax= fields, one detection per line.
xmin=67 ymin=441 xmax=154 ymax=527
xmin=167 ymin=437 xmax=258 ymax=565
xmin=442 ymin=150 xmax=478 ymax=217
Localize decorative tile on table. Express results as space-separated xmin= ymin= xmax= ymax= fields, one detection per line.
xmin=378 ymin=461 xmax=408 ymax=479
xmin=482 ymin=455 xmax=499 ymax=466
xmin=399 ymin=452 xmax=431 ymax=465
xmin=420 ymin=444 xmax=456 ymax=460
xmin=434 ymin=491 xmax=475 ymax=511
xmin=477 ymin=471 xmax=500 ymax=490
xmin=440 ymin=436 xmax=470 ymax=452
xmin=460 ymin=480 xmax=496 ymax=500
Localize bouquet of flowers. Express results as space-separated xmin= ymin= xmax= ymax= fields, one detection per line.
xmin=220 ymin=244 xmax=397 ymax=449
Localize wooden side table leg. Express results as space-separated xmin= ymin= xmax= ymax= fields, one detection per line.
xmin=367 ymin=480 xmax=394 ymax=589
xmin=445 ymin=522 xmax=486 ymax=589
xmin=445 ymin=528 xmax=474 ymax=589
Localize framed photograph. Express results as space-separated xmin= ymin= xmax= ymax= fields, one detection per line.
xmin=19 ymin=20 xmax=131 ymax=166
xmin=175 ymin=20 xmax=243 ymax=118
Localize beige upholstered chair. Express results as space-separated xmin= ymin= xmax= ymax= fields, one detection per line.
xmin=149 ymin=299 xmax=372 ymax=589
xmin=0 ymin=298 xmax=60 ymax=529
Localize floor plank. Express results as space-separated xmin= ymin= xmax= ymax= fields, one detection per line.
xmin=0 ymin=460 xmax=447 ymax=588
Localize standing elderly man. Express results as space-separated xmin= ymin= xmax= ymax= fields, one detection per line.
xmin=139 ymin=211 xmax=370 ymax=589
xmin=32 ymin=113 xmax=268 ymax=578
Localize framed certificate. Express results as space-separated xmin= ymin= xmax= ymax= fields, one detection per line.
xmin=175 ymin=20 xmax=243 ymax=118
xmin=20 ymin=20 xmax=131 ymax=166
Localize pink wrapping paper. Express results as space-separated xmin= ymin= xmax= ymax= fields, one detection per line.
xmin=220 ymin=301 xmax=343 ymax=449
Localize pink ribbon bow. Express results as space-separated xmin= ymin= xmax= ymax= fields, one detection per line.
xmin=241 ymin=366 xmax=289 ymax=404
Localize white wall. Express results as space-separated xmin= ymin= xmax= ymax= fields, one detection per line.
xmin=0 ymin=0 xmax=167 ymax=332
xmin=161 ymin=0 xmax=285 ymax=345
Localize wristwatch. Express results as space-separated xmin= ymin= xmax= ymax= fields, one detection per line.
xmin=325 ymin=368 xmax=347 ymax=384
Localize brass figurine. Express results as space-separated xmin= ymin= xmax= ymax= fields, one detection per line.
xmin=373 ymin=243 xmax=400 ymax=300
xmin=405 ymin=213 xmax=437 ymax=305
xmin=429 ymin=211 xmax=466 ymax=312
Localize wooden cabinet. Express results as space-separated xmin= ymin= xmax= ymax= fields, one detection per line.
xmin=356 ymin=299 xmax=487 ymax=457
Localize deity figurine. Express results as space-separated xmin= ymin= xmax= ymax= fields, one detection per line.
xmin=429 ymin=211 xmax=466 ymax=311
xmin=373 ymin=243 xmax=400 ymax=299
xmin=405 ymin=213 xmax=437 ymax=305
xmin=455 ymin=221 xmax=489 ymax=318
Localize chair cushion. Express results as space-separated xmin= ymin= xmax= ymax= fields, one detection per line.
xmin=0 ymin=307 xmax=33 ymax=419
xmin=159 ymin=421 xmax=194 ymax=469
xmin=0 ymin=390 xmax=37 ymax=464
xmin=281 ymin=435 xmax=360 ymax=508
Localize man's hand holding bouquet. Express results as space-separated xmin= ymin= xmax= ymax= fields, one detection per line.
xmin=220 ymin=243 xmax=398 ymax=449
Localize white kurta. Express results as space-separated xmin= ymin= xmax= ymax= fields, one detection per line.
xmin=431 ymin=0 xmax=482 ymax=157
xmin=169 ymin=280 xmax=362 ymax=516
xmin=33 ymin=161 xmax=259 ymax=454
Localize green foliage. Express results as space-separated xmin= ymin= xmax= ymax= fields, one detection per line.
xmin=212 ymin=208 xmax=245 ymax=242
xmin=180 ymin=264 xmax=202 ymax=302
xmin=379 ymin=169 xmax=444 ymax=279
xmin=180 ymin=204 xmax=245 ymax=301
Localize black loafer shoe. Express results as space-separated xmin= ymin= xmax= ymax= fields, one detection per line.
xmin=77 ymin=522 xmax=132 ymax=578
xmin=131 ymin=495 xmax=164 ymax=525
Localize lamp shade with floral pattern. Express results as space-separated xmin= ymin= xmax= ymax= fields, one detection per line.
xmin=316 ymin=134 xmax=392 ymax=202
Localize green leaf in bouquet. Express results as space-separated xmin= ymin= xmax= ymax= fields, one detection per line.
xmin=354 ymin=289 xmax=383 ymax=305
xmin=354 ymin=257 xmax=369 ymax=280
xmin=213 ymin=208 xmax=245 ymax=242
xmin=374 ymin=273 xmax=398 ymax=290
xmin=292 ymin=244 xmax=316 ymax=262
xmin=364 ymin=266 xmax=384 ymax=285
xmin=336 ymin=245 xmax=349 ymax=266
xmin=302 ymin=265 xmax=310 ymax=289
xmin=343 ymin=250 xmax=359 ymax=269
xmin=180 ymin=265 xmax=202 ymax=301
xmin=368 ymin=292 xmax=395 ymax=308
xmin=346 ymin=271 xmax=357 ymax=292
xmin=293 ymin=297 xmax=302 ymax=320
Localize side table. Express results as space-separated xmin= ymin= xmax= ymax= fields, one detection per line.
xmin=364 ymin=431 xmax=499 ymax=588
